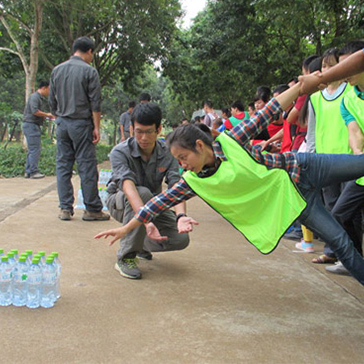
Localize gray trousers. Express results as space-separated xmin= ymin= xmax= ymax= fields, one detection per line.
xmin=55 ymin=117 xmax=103 ymax=212
xmin=23 ymin=122 xmax=41 ymax=175
xmin=106 ymin=186 xmax=190 ymax=260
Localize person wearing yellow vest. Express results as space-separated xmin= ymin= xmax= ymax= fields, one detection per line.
xmin=305 ymin=48 xmax=353 ymax=260
xmin=324 ymin=41 xmax=364 ymax=276
xmin=95 ymin=82 xmax=364 ymax=287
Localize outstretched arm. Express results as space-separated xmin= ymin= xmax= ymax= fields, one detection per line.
xmin=299 ymin=49 xmax=364 ymax=94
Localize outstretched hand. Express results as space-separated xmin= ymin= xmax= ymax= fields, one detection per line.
xmin=177 ymin=216 xmax=199 ymax=233
xmin=94 ymin=228 xmax=126 ymax=246
xmin=298 ymin=72 xmax=327 ymax=95
xmin=145 ymin=222 xmax=168 ymax=241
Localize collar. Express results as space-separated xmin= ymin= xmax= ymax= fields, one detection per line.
xmin=353 ymin=86 xmax=364 ymax=100
xmin=129 ymin=137 xmax=165 ymax=160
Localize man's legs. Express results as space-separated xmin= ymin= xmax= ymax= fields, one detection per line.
xmin=107 ymin=185 xmax=189 ymax=279
xmin=56 ymin=118 xmax=76 ymax=213
xmin=23 ymin=122 xmax=42 ymax=177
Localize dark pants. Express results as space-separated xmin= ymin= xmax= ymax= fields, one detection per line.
xmin=55 ymin=117 xmax=102 ymax=212
xmin=23 ymin=122 xmax=41 ymax=175
xmin=296 ymin=153 xmax=364 ymax=286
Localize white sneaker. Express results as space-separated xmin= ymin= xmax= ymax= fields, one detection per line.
xmin=325 ymin=261 xmax=351 ymax=276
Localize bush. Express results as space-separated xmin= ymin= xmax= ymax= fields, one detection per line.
xmin=0 ymin=142 xmax=113 ymax=178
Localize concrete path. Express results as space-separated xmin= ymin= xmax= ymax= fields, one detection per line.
xmin=0 ymin=164 xmax=364 ymax=364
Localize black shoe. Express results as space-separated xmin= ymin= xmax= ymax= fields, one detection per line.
xmin=137 ymin=250 xmax=153 ymax=261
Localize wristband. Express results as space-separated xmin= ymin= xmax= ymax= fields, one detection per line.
xmin=176 ymin=213 xmax=187 ymax=223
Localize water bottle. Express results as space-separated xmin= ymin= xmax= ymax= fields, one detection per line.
xmin=24 ymin=250 xmax=33 ymax=265
xmin=10 ymin=249 xmax=19 ymax=261
xmin=76 ymin=187 xmax=85 ymax=209
xmin=12 ymin=256 xmax=28 ymax=307
xmin=7 ymin=252 xmax=16 ymax=277
xmin=50 ymin=252 xmax=61 ymax=299
xmin=0 ymin=256 xmax=13 ymax=306
xmin=27 ymin=258 xmax=42 ymax=309
xmin=41 ymin=256 xmax=57 ymax=308
xmin=38 ymin=251 xmax=46 ymax=267
xmin=0 ymin=249 xmax=4 ymax=256
xmin=20 ymin=254 xmax=29 ymax=268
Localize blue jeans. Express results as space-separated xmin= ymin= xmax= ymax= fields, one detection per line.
xmin=296 ymin=153 xmax=364 ymax=286
xmin=23 ymin=122 xmax=41 ymax=175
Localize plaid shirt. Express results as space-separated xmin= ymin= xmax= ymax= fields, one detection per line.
xmin=135 ymin=98 xmax=301 ymax=223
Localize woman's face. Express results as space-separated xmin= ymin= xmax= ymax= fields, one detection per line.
xmin=322 ymin=55 xmax=337 ymax=73
xmin=170 ymin=142 xmax=206 ymax=173
xmin=254 ymin=99 xmax=265 ymax=111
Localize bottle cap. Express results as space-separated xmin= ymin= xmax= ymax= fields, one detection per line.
xmin=32 ymin=258 xmax=40 ymax=264
xmin=46 ymin=257 xmax=54 ymax=263
xmin=38 ymin=251 xmax=46 ymax=257
xmin=10 ymin=249 xmax=18 ymax=254
xmin=50 ymin=252 xmax=59 ymax=257
xmin=1 ymin=256 xmax=8 ymax=262
xmin=7 ymin=252 xmax=15 ymax=258
xmin=19 ymin=256 xmax=27 ymax=263
xmin=0 ymin=249 xmax=4 ymax=254
xmin=25 ymin=250 xmax=33 ymax=255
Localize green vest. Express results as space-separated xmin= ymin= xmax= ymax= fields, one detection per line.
xmin=229 ymin=112 xmax=249 ymax=127
xmin=343 ymin=88 xmax=364 ymax=185
xmin=183 ymin=133 xmax=306 ymax=254
xmin=310 ymin=84 xmax=351 ymax=154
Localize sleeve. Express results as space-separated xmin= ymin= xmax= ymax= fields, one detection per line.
xmin=305 ymin=101 xmax=316 ymax=153
xmin=341 ymin=98 xmax=356 ymax=126
xmin=88 ymin=68 xmax=102 ymax=112
xmin=109 ymin=147 xmax=138 ymax=188
xmin=29 ymin=94 xmax=41 ymax=115
xmin=49 ymin=72 xmax=57 ymax=115
xmin=164 ymin=156 xmax=183 ymax=188
xmin=119 ymin=113 xmax=125 ymax=126
xmin=223 ymin=118 xmax=233 ymax=129
xmin=134 ymin=179 xmax=196 ymax=223
xmin=228 ymin=98 xmax=282 ymax=146
xmin=294 ymin=95 xmax=307 ymax=111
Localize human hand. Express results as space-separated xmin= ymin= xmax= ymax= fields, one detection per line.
xmin=93 ymin=128 xmax=100 ymax=144
xmin=298 ymin=72 xmax=327 ymax=95
xmin=145 ymin=222 xmax=168 ymax=241
xmin=94 ymin=227 xmax=126 ymax=246
xmin=177 ymin=216 xmax=199 ymax=233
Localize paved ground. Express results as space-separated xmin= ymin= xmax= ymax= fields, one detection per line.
xmin=1 ymin=162 xmax=364 ymax=364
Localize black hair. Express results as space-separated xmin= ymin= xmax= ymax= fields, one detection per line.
xmin=221 ymin=107 xmax=231 ymax=118
xmin=255 ymin=86 xmax=271 ymax=103
xmin=72 ymin=36 xmax=95 ymax=54
xmin=38 ymin=80 xmax=50 ymax=89
xmin=339 ymin=40 xmax=364 ymax=57
xmin=322 ymin=47 xmax=339 ymax=64
xmin=302 ymin=55 xmax=320 ymax=71
xmin=203 ymin=100 xmax=213 ymax=109
xmin=308 ymin=57 xmax=322 ymax=73
xmin=231 ymin=100 xmax=245 ymax=112
xmin=248 ymin=102 xmax=255 ymax=110
xmin=273 ymin=84 xmax=289 ymax=95
xmin=166 ymin=123 xmax=213 ymax=152
xmin=139 ymin=92 xmax=151 ymax=102
xmin=288 ymin=77 xmax=298 ymax=84
xmin=130 ymin=102 xmax=162 ymax=128
xmin=128 ymin=100 xmax=136 ymax=108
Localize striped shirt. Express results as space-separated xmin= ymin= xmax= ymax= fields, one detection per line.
xmin=135 ymin=98 xmax=301 ymax=223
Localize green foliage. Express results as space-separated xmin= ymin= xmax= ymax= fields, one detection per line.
xmin=0 ymin=142 xmax=112 ymax=178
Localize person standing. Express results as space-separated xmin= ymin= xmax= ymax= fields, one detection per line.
xmin=23 ymin=81 xmax=55 ymax=179
xmin=119 ymin=101 xmax=135 ymax=142
xmin=49 ymin=36 xmax=110 ymax=222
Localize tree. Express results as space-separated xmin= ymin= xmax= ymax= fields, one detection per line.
xmin=0 ymin=0 xmax=46 ymax=100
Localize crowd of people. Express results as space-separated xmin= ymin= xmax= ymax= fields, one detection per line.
xmin=21 ymin=35 xmax=364 ymax=287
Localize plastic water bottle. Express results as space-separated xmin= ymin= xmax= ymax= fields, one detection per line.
xmin=19 ymin=254 xmax=29 ymax=267
xmin=24 ymin=250 xmax=33 ymax=265
xmin=0 ymin=256 xmax=13 ymax=306
xmin=76 ymin=187 xmax=85 ymax=209
xmin=10 ymin=249 xmax=19 ymax=261
xmin=50 ymin=252 xmax=61 ymax=299
xmin=0 ymin=249 xmax=4 ymax=256
xmin=12 ymin=256 xmax=28 ymax=307
xmin=41 ymin=256 xmax=57 ymax=308
xmin=26 ymin=258 xmax=42 ymax=309
xmin=38 ymin=251 xmax=46 ymax=267
xmin=7 ymin=252 xmax=16 ymax=278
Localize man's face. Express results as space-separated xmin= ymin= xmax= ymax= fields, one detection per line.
xmin=133 ymin=121 xmax=161 ymax=152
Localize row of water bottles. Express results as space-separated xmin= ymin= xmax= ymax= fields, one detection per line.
xmin=0 ymin=249 xmax=61 ymax=309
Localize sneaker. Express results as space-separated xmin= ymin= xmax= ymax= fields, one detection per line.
xmin=325 ymin=261 xmax=351 ymax=276
xmin=82 ymin=210 xmax=110 ymax=221
xmin=294 ymin=240 xmax=315 ymax=253
xmin=284 ymin=230 xmax=303 ymax=241
xmin=24 ymin=173 xmax=30 ymax=179
xmin=58 ymin=209 xmax=73 ymax=221
xmin=114 ymin=258 xmax=141 ymax=279
xmin=137 ymin=250 xmax=153 ymax=261
xmin=30 ymin=172 xmax=45 ymax=179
